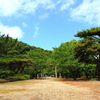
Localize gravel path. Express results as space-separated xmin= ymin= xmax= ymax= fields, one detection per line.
xmin=0 ymin=77 xmax=99 ymax=100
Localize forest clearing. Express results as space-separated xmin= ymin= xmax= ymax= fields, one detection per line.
xmin=0 ymin=0 xmax=100 ymax=99
xmin=0 ymin=28 xmax=100 ymax=100
xmin=0 ymin=77 xmax=100 ymax=100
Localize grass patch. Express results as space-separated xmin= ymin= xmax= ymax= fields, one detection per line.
xmin=0 ymin=89 xmax=26 ymax=93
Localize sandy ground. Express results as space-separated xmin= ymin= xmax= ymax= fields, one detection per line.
xmin=0 ymin=77 xmax=100 ymax=100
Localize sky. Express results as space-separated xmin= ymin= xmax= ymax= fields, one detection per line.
xmin=0 ymin=0 xmax=100 ymax=50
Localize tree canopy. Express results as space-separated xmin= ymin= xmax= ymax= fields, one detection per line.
xmin=74 ymin=27 xmax=100 ymax=79
xmin=0 ymin=27 xmax=99 ymax=81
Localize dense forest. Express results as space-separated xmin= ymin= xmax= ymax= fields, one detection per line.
xmin=0 ymin=27 xmax=100 ymax=81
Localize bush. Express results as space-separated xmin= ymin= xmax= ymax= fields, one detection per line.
xmin=90 ymin=78 xmax=97 ymax=81
xmin=23 ymin=74 xmax=30 ymax=79
xmin=6 ymin=74 xmax=30 ymax=81
xmin=0 ymin=70 xmax=14 ymax=78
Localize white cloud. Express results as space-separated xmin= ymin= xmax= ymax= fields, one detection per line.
xmin=56 ymin=0 xmax=75 ymax=11
xmin=0 ymin=0 xmax=55 ymax=17
xmin=23 ymin=0 xmax=55 ymax=14
xmin=70 ymin=0 xmax=100 ymax=25
xmin=0 ymin=0 xmax=23 ymax=17
xmin=23 ymin=1 xmax=38 ymax=15
xmin=39 ymin=13 xmax=49 ymax=20
xmin=22 ymin=22 xmax=27 ymax=27
xmin=0 ymin=23 xmax=24 ymax=39
xmin=38 ymin=0 xmax=55 ymax=9
xmin=33 ymin=27 xmax=39 ymax=38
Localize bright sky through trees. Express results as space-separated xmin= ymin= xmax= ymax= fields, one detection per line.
xmin=0 ymin=0 xmax=100 ymax=50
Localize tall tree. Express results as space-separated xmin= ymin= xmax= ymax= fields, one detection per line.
xmin=0 ymin=34 xmax=18 ymax=56
xmin=52 ymin=40 xmax=81 ymax=80
xmin=0 ymin=34 xmax=32 ymax=79
xmin=26 ymin=48 xmax=48 ymax=78
xmin=74 ymin=27 xmax=100 ymax=79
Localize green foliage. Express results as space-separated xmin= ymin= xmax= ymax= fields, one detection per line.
xmin=51 ymin=40 xmax=82 ymax=79
xmin=23 ymin=74 xmax=30 ymax=79
xmin=0 ymin=34 xmax=33 ymax=80
xmin=1 ymin=28 xmax=99 ymax=80
xmin=7 ymin=50 xmax=20 ymax=55
xmin=90 ymin=78 xmax=97 ymax=81
xmin=75 ymin=27 xmax=100 ymax=38
xmin=15 ymin=41 xmax=32 ymax=54
xmin=0 ymin=34 xmax=18 ymax=56
xmin=26 ymin=48 xmax=51 ymax=78
xmin=6 ymin=74 xmax=30 ymax=81
xmin=0 ymin=34 xmax=52 ymax=80
xmin=74 ymin=27 xmax=100 ymax=62
xmin=74 ymin=27 xmax=100 ymax=79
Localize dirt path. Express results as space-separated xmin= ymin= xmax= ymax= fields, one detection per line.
xmin=0 ymin=77 xmax=100 ymax=100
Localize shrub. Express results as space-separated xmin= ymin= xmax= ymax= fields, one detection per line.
xmin=0 ymin=70 xmax=14 ymax=78
xmin=23 ymin=74 xmax=30 ymax=79
xmin=6 ymin=74 xmax=28 ymax=81
xmin=90 ymin=78 xmax=97 ymax=81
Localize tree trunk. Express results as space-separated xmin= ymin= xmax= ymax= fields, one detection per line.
xmin=59 ymin=73 xmax=61 ymax=78
xmin=85 ymin=72 xmax=89 ymax=78
xmin=34 ymin=74 xmax=37 ymax=79
xmin=72 ymin=71 xmax=77 ymax=80
xmin=41 ymin=69 xmax=44 ymax=78
xmin=65 ymin=73 xmax=69 ymax=79
xmin=62 ymin=73 xmax=64 ymax=78
xmin=36 ymin=74 xmax=39 ymax=78
xmin=55 ymin=66 xmax=57 ymax=78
